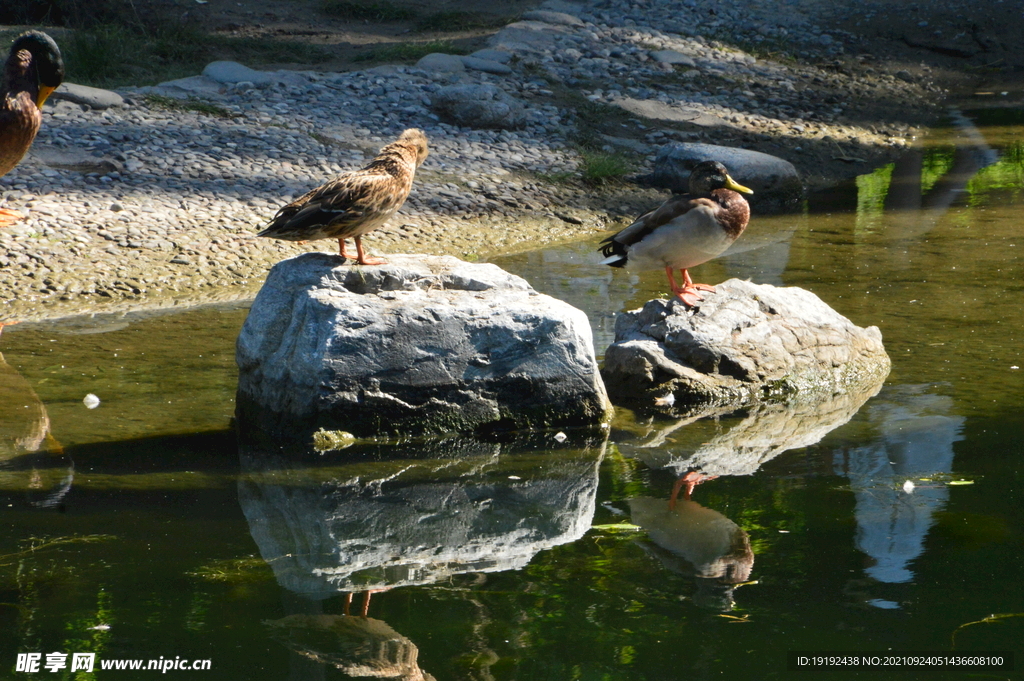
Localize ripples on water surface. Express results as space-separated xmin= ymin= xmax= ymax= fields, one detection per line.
xmin=1 ymin=112 xmax=1021 ymax=679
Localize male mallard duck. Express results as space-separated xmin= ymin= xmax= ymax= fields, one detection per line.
xmin=599 ymin=160 xmax=753 ymax=307
xmin=258 ymin=128 xmax=429 ymax=265
xmin=1 ymin=31 xmax=64 ymax=227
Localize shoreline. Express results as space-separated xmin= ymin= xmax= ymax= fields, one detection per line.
xmin=0 ymin=0 xmax=999 ymax=327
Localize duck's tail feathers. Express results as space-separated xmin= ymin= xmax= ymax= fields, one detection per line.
xmin=598 ymin=238 xmax=628 ymax=268
xmin=599 ymin=254 xmax=627 ymax=267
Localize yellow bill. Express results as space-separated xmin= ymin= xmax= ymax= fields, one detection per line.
xmin=724 ymin=173 xmax=754 ymax=194
xmin=36 ymin=84 xmax=57 ymax=109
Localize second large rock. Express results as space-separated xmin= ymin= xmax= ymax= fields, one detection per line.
xmin=602 ymin=279 xmax=890 ymax=412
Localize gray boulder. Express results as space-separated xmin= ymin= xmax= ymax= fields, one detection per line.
xmin=521 ymin=10 xmax=584 ymax=26
xmin=468 ymin=48 xmax=513 ymax=64
xmin=649 ymin=50 xmax=698 ymax=67
xmin=429 ymin=83 xmax=526 ymax=130
xmin=413 ymin=52 xmax=466 ymax=74
xmin=651 ymin=142 xmax=803 ymax=213
xmin=50 ymin=83 xmax=124 ymax=110
xmin=460 ymin=55 xmax=513 ymax=75
xmin=488 ymin=20 xmax=575 ymax=55
xmin=139 ymin=75 xmax=226 ymax=100
xmin=602 ymin=279 xmax=890 ymax=412
xmin=28 ymin=143 xmax=122 ymax=175
xmin=611 ymin=97 xmax=731 ymax=128
xmin=236 ymin=253 xmax=611 ymax=437
xmin=204 ymin=60 xmax=275 ymax=84
xmin=198 ymin=61 xmax=309 ymax=88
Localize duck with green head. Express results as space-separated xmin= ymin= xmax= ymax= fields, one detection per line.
xmin=1 ymin=31 xmax=64 ymax=228
xmin=599 ymin=160 xmax=754 ymax=307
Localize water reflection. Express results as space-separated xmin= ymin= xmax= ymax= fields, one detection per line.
xmin=833 ymin=385 xmax=964 ymax=587
xmin=0 ymin=352 xmax=72 ymax=509
xmin=266 ymin=612 xmax=435 ymax=681
xmin=238 ymin=433 xmax=604 ymax=598
xmin=238 ymin=428 xmax=603 ymax=676
xmin=629 ymin=495 xmax=753 ymax=612
xmin=615 ymin=370 xmax=886 ymax=489
xmin=855 ymin=109 xmax=999 ymax=241
xmin=610 ymin=375 xmax=884 ymax=612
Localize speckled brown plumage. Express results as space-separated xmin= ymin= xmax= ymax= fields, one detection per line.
xmin=258 ymin=128 xmax=429 ymax=265
xmin=0 ymin=32 xmax=64 ymax=229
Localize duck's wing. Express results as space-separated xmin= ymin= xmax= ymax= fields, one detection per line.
xmin=260 ymin=171 xmax=401 ymax=240
xmin=0 ymin=91 xmax=41 ymax=177
xmin=599 ymin=195 xmax=700 ymax=260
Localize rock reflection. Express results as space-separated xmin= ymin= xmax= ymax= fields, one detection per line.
xmin=238 ymin=432 xmax=604 ymax=597
xmin=613 ymin=376 xmax=883 ymax=611
xmin=616 ymin=370 xmax=886 ymax=488
xmin=629 ymin=495 xmax=753 ymax=612
xmin=833 ymin=385 xmax=963 ymax=585
xmin=0 ymin=352 xmax=72 ymax=508
xmin=241 ymin=429 xmax=603 ymax=678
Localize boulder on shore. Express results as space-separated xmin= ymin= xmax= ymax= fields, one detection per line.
xmin=236 ymin=253 xmax=611 ymax=437
xmin=602 ymin=279 xmax=890 ymax=412
xmin=429 ymin=83 xmax=527 ymax=130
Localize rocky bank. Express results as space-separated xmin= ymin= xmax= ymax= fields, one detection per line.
xmin=0 ymin=0 xmax=972 ymax=325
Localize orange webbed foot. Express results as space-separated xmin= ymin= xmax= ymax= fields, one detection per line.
xmin=0 ymin=208 xmax=26 ymax=227
xmin=353 ymin=237 xmax=386 ymax=266
xmin=674 ymin=288 xmax=704 ymax=307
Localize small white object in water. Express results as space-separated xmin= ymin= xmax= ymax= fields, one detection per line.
xmin=654 ymin=393 xmax=676 ymax=407
xmin=88 ymin=624 xmax=111 ymax=631
xmin=902 ymin=480 xmax=915 ymax=494
xmin=1011 ymin=366 xmax=1020 ymax=370
xmin=83 ymin=394 xmax=100 ymax=409
xmin=553 ymin=432 xmax=567 ymax=442
xmin=508 ymin=475 xmax=521 ymax=480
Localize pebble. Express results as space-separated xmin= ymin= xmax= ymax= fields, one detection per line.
xmin=0 ymin=0 xmax=936 ymax=324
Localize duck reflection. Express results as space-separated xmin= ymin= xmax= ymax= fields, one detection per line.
xmin=833 ymin=385 xmax=963 ymax=586
xmin=616 ymin=375 xmax=886 ymax=610
xmin=629 ymin=488 xmax=754 ymax=612
xmin=266 ymin=611 xmax=435 ymax=681
xmin=0 ymin=352 xmax=71 ymax=509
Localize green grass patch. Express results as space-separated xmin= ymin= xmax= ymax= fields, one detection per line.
xmin=353 ymin=40 xmax=467 ymax=63
xmin=534 ymin=170 xmax=578 ymax=185
xmin=144 ymin=94 xmax=232 ymax=118
xmin=321 ymin=0 xmax=417 ymax=21
xmin=415 ymin=10 xmax=514 ymax=32
xmin=579 ymin=149 xmax=634 ymax=185
xmin=61 ymin=23 xmax=332 ymax=88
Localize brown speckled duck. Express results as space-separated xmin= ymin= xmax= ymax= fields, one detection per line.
xmin=1 ymin=31 xmax=64 ymax=227
xmin=599 ymin=160 xmax=753 ymax=307
xmin=258 ymin=128 xmax=429 ymax=265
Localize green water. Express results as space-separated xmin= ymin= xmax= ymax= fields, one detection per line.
xmin=1 ymin=113 xmax=1022 ymax=680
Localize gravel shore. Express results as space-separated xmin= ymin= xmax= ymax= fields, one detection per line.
xmin=0 ymin=0 xmax=967 ymax=325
